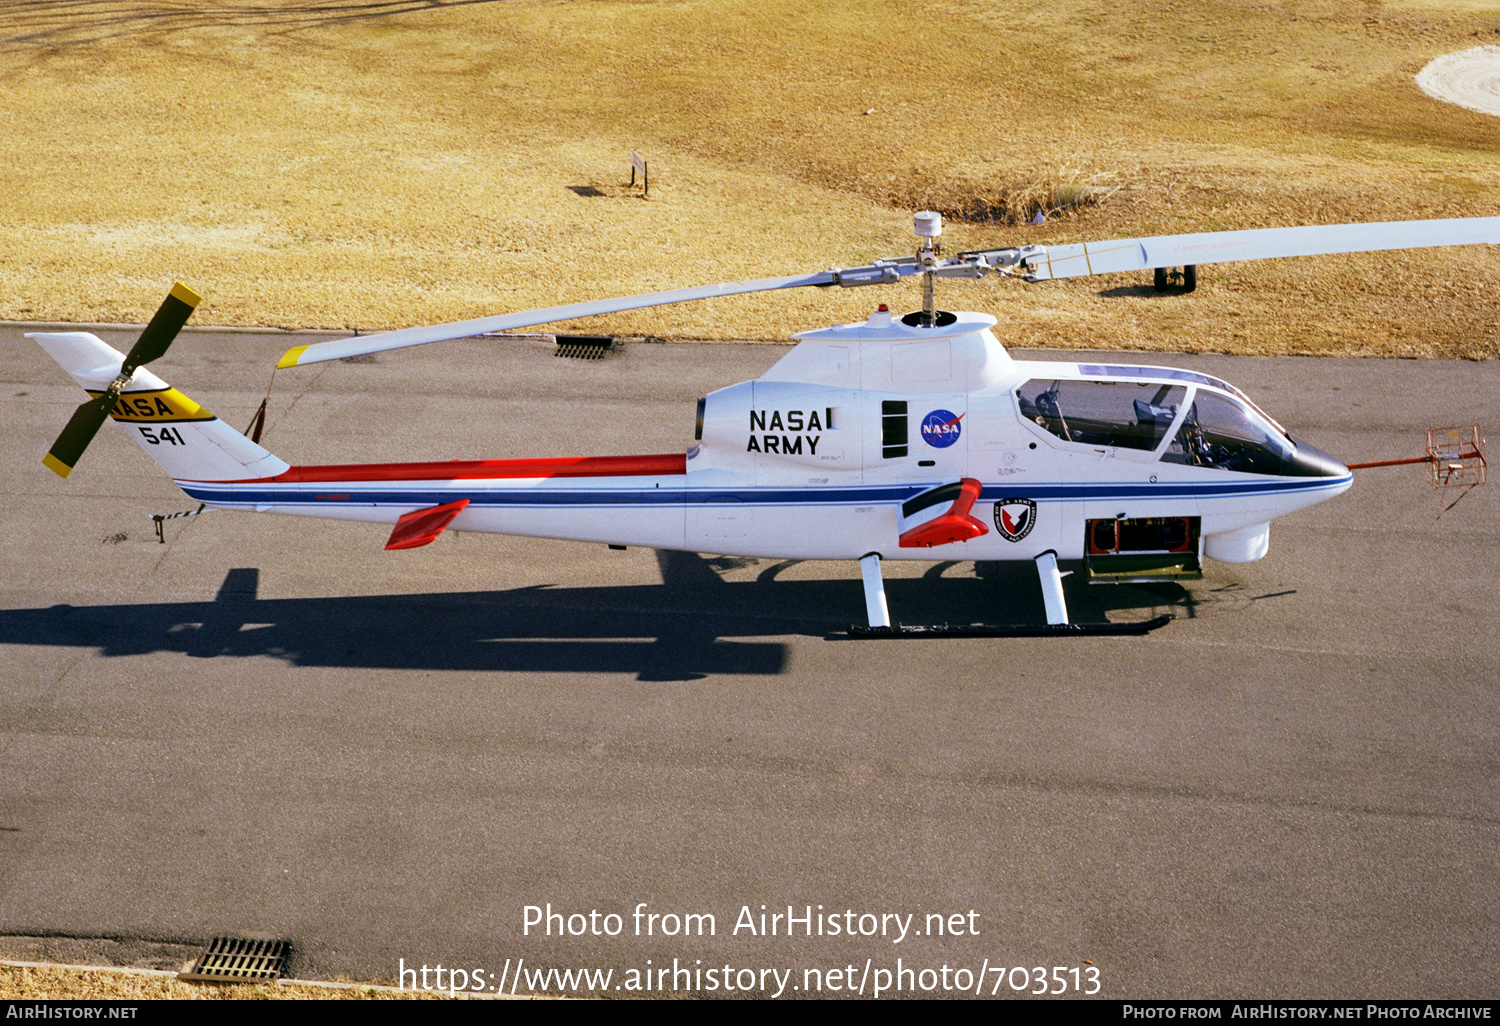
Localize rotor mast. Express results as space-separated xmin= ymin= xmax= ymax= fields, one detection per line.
xmin=914 ymin=210 xmax=942 ymax=326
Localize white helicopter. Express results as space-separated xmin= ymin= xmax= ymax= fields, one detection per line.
xmin=33 ymin=212 xmax=1494 ymax=635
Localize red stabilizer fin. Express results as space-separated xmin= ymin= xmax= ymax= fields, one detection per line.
xmin=899 ymin=478 xmax=988 ymax=548
xmin=385 ymin=498 xmax=470 ymax=550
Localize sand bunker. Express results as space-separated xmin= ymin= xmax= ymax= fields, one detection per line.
xmin=1416 ymin=46 xmax=1500 ymax=116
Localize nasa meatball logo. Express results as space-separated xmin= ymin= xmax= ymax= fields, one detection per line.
xmin=994 ymin=498 xmax=1037 ymax=542
xmin=920 ymin=409 xmax=964 ymax=448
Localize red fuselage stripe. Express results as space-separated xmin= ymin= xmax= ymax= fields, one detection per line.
xmin=249 ymin=453 xmax=688 ymax=484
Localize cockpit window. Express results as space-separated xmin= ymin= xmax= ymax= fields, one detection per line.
xmin=1078 ymin=363 xmax=1287 ymax=434
xmin=1163 ymin=391 xmax=1299 ymax=474
xmin=1017 ymin=380 xmax=1187 ymax=451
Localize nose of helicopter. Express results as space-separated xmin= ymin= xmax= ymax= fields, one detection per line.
xmin=1289 ymin=440 xmax=1350 ymax=479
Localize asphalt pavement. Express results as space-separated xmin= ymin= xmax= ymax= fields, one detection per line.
xmin=1 ymin=322 xmax=1496 ymax=998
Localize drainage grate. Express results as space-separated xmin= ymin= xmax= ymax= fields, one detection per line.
xmin=555 ymin=334 xmax=615 ymax=359
xmin=179 ymin=936 xmax=289 ymax=983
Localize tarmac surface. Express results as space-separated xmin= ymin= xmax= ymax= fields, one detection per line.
xmin=1 ymin=322 xmax=1497 ymax=998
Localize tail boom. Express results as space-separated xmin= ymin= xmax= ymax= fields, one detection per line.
xmin=174 ymin=453 xmax=692 ymax=549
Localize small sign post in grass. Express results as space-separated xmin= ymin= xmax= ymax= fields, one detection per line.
xmin=630 ymin=148 xmax=649 ymax=197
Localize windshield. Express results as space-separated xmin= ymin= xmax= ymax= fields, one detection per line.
xmin=1162 ymin=390 xmax=1300 ymax=475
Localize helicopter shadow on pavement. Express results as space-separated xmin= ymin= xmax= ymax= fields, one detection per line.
xmin=3 ymin=559 xmax=794 ymax=684
xmin=0 ymin=553 xmax=1216 ymax=682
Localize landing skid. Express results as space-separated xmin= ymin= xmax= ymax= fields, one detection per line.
xmin=852 ymin=550 xmax=1172 ymax=639
xmin=846 ymin=615 xmax=1173 ymax=639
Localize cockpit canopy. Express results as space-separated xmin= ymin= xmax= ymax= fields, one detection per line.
xmin=1017 ymin=379 xmax=1188 ymax=452
xmin=1016 ymin=376 xmax=1311 ymax=476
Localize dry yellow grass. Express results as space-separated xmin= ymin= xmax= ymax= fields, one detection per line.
xmin=1 ymin=0 xmax=1498 ymax=356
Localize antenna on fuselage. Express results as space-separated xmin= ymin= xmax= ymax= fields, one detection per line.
xmin=914 ymin=210 xmax=942 ymax=327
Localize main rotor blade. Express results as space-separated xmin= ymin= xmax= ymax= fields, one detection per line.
xmin=274 ymin=214 xmax=1500 ymax=370
xmin=276 ymin=270 xmax=842 ymax=369
xmin=123 ymin=281 xmax=202 ymax=375
xmin=1007 ymin=216 xmax=1500 ymax=281
xmin=43 ymin=392 xmax=118 ymax=479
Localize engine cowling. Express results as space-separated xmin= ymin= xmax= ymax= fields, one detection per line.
xmin=693 ymin=380 xmax=859 ymax=482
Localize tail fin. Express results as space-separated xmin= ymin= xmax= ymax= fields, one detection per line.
xmin=31 ymin=331 xmax=289 ymax=483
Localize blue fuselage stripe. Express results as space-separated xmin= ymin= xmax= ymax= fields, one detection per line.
xmin=179 ymin=475 xmax=1351 ymax=508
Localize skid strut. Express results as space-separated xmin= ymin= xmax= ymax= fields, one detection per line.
xmin=859 ymin=552 xmax=891 ymax=628
xmin=846 ymin=549 xmax=1172 ymax=638
xmin=1035 ymin=550 xmax=1069 ymax=625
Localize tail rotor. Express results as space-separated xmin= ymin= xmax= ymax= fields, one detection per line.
xmin=43 ymin=282 xmax=202 ymax=478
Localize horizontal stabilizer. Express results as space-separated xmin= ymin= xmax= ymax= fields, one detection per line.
xmin=385 ymin=498 xmax=471 ymax=550
xmin=898 ymin=478 xmax=987 ymax=548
